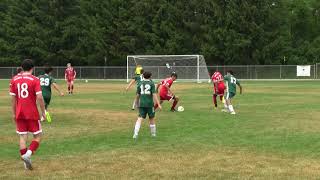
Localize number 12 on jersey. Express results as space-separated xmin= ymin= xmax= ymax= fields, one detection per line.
xmin=140 ymin=84 xmax=151 ymax=95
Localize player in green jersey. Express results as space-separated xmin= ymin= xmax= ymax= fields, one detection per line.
xmin=133 ymin=71 xmax=161 ymax=139
xmin=125 ymin=66 xmax=144 ymax=110
xmin=38 ymin=66 xmax=64 ymax=122
xmin=223 ymin=70 xmax=243 ymax=115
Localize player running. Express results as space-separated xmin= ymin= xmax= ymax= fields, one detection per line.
xmin=133 ymin=72 xmax=161 ymax=139
xmin=10 ymin=59 xmax=46 ymax=170
xmin=154 ymin=72 xmax=179 ymax=112
xmin=223 ymin=70 xmax=243 ymax=115
xmin=211 ymin=71 xmax=227 ymax=109
xmin=125 ymin=65 xmax=144 ymax=110
xmin=38 ymin=65 xmax=64 ymax=123
xmin=65 ymin=63 xmax=76 ymax=94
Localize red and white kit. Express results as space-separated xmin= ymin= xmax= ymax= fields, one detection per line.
xmin=159 ymin=77 xmax=174 ymax=101
xmin=211 ymin=72 xmax=225 ymax=95
xmin=10 ymin=73 xmax=42 ymax=135
xmin=65 ymin=67 xmax=76 ymax=82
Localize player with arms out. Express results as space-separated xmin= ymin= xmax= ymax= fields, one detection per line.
xmin=65 ymin=63 xmax=76 ymax=94
xmin=133 ymin=72 xmax=161 ymax=139
xmin=223 ymin=70 xmax=243 ymax=115
xmin=211 ymin=71 xmax=227 ymax=109
xmin=125 ymin=65 xmax=144 ymax=110
xmin=10 ymin=59 xmax=46 ymax=170
xmin=154 ymin=72 xmax=179 ymax=112
xmin=38 ymin=65 xmax=64 ymax=123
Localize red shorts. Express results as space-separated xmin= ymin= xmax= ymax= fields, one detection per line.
xmin=214 ymin=83 xmax=225 ymax=95
xmin=160 ymin=94 xmax=175 ymax=101
xmin=16 ymin=119 xmax=42 ymax=135
xmin=67 ymin=79 xmax=74 ymax=83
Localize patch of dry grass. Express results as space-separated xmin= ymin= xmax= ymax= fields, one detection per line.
xmin=1 ymin=148 xmax=320 ymax=179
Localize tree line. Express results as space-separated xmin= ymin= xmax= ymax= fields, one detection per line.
xmin=0 ymin=0 xmax=319 ymax=66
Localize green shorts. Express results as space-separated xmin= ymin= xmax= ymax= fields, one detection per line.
xmin=139 ymin=107 xmax=155 ymax=119
xmin=225 ymin=92 xmax=236 ymax=100
xmin=43 ymin=96 xmax=51 ymax=108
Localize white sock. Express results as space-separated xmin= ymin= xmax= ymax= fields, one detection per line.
xmin=134 ymin=120 xmax=141 ymax=136
xmin=25 ymin=150 xmax=32 ymax=157
xmin=228 ymin=105 xmax=235 ymax=113
xmin=224 ymin=103 xmax=228 ymax=109
xmin=132 ymin=100 xmax=136 ymax=109
xmin=150 ymin=124 xmax=156 ymax=136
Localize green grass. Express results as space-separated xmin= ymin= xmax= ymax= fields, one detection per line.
xmin=1 ymin=80 xmax=320 ymax=179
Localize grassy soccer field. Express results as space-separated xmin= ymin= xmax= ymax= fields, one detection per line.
xmin=1 ymin=80 xmax=320 ymax=179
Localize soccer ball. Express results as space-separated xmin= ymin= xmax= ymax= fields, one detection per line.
xmin=177 ymin=106 xmax=184 ymax=112
xmin=85 ymin=80 xmax=88 ymax=83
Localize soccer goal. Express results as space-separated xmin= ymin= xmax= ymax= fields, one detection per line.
xmin=127 ymin=55 xmax=210 ymax=83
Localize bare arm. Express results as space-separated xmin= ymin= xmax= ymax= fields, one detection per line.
xmin=238 ymin=85 xmax=243 ymax=94
xmin=165 ymin=85 xmax=173 ymax=95
xmin=153 ymin=93 xmax=162 ymax=110
xmin=52 ymin=83 xmax=64 ymax=96
xmin=125 ymin=79 xmax=136 ymax=91
xmin=11 ymin=96 xmax=16 ymax=123
xmin=74 ymin=70 xmax=76 ymax=79
xmin=156 ymin=82 xmax=161 ymax=92
xmin=37 ymin=94 xmax=46 ymax=120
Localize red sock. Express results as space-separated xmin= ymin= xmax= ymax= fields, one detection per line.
xmin=220 ymin=95 xmax=223 ymax=101
xmin=171 ymin=100 xmax=178 ymax=110
xmin=71 ymin=85 xmax=74 ymax=91
xmin=154 ymin=104 xmax=159 ymax=110
xmin=68 ymin=86 xmax=70 ymax=92
xmin=20 ymin=148 xmax=27 ymax=155
xmin=213 ymin=94 xmax=217 ymax=107
xmin=29 ymin=141 xmax=39 ymax=154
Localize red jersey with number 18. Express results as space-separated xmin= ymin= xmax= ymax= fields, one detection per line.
xmin=9 ymin=73 xmax=42 ymax=121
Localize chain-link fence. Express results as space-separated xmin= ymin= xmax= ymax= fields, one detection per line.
xmin=1 ymin=65 xmax=319 ymax=80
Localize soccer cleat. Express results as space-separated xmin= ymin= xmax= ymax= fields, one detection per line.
xmin=170 ymin=109 xmax=176 ymax=112
xmin=133 ymin=134 xmax=138 ymax=139
xmin=221 ymin=109 xmax=229 ymax=112
xmin=21 ymin=154 xmax=33 ymax=170
xmin=230 ymin=111 xmax=236 ymax=115
xmin=151 ymin=134 xmax=156 ymax=137
xmin=46 ymin=111 xmax=52 ymax=123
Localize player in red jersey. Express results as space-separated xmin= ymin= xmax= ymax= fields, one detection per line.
xmin=154 ymin=72 xmax=179 ymax=112
xmin=65 ymin=63 xmax=76 ymax=94
xmin=211 ymin=71 xmax=227 ymax=109
xmin=10 ymin=59 xmax=46 ymax=170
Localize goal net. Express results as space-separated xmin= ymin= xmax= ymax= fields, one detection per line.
xmin=127 ymin=55 xmax=210 ymax=82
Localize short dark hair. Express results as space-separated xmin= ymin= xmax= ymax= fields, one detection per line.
xmin=44 ymin=65 xmax=53 ymax=74
xmin=227 ymin=70 xmax=234 ymax=75
xmin=171 ymin=72 xmax=177 ymax=78
xmin=16 ymin=67 xmax=23 ymax=74
xmin=143 ymin=71 xmax=152 ymax=79
xmin=21 ymin=59 xmax=34 ymax=71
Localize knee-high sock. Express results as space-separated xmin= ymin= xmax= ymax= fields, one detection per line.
xmin=71 ymin=85 xmax=74 ymax=91
xmin=228 ymin=105 xmax=235 ymax=113
xmin=150 ymin=124 xmax=156 ymax=136
xmin=28 ymin=141 xmax=39 ymax=155
xmin=171 ymin=100 xmax=178 ymax=110
xmin=134 ymin=120 xmax=141 ymax=136
xmin=68 ymin=86 xmax=70 ymax=92
xmin=213 ymin=94 xmax=217 ymax=107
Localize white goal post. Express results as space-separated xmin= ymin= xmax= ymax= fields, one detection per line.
xmin=126 ymin=55 xmax=210 ymax=83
